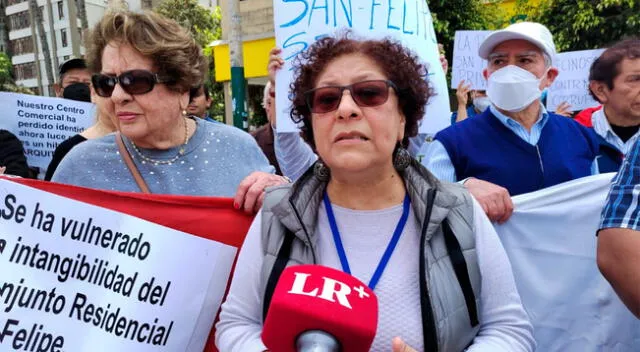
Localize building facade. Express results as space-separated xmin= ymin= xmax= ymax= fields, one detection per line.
xmin=4 ymin=0 xmax=109 ymax=95
xmin=4 ymin=0 xmax=203 ymax=96
xmin=0 ymin=0 xmax=8 ymax=53
xmin=214 ymin=0 xmax=274 ymax=125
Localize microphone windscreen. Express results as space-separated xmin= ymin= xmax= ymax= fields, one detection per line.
xmin=262 ymin=265 xmax=378 ymax=352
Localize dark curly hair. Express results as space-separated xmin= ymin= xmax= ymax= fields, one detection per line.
xmin=290 ymin=34 xmax=432 ymax=149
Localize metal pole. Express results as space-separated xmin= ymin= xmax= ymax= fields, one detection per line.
xmin=45 ymin=0 xmax=59 ymax=81
xmin=228 ymin=0 xmax=246 ymax=130
xmin=67 ymin=0 xmax=81 ymax=57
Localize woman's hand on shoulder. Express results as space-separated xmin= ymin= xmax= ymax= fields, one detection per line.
xmin=234 ymin=171 xmax=291 ymax=213
xmin=392 ymin=337 xmax=417 ymax=352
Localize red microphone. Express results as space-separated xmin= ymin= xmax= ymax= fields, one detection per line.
xmin=262 ymin=265 xmax=378 ymax=352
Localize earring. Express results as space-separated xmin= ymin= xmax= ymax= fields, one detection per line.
xmin=182 ymin=110 xmax=187 ymax=116
xmin=313 ymin=160 xmax=330 ymax=181
xmin=393 ymin=146 xmax=411 ymax=171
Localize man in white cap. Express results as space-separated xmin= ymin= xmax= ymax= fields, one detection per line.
xmin=422 ymin=22 xmax=598 ymax=223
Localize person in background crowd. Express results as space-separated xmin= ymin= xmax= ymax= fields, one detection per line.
xmin=552 ymin=101 xmax=573 ymax=117
xmin=422 ymin=22 xmax=598 ymax=223
xmin=574 ymin=105 xmax=603 ymax=126
xmin=52 ymin=10 xmax=286 ymax=213
xmin=45 ymin=85 xmax=117 ymax=181
xmin=188 ymin=84 xmax=216 ymax=122
xmin=583 ymin=38 xmax=640 ymax=173
xmin=0 ymin=129 xmax=31 ymax=178
xmin=267 ymin=46 xmax=450 ymax=182
xmin=598 ymin=137 xmax=640 ymax=318
xmin=536 ymin=87 xmax=573 ymax=117
xmin=216 ymin=35 xmax=535 ymax=352
xmin=250 ymin=82 xmax=282 ymax=175
xmin=452 ymin=80 xmax=490 ymax=124
xmin=439 ymin=43 xmax=448 ymax=74
xmin=43 ymin=58 xmax=99 ymax=180
xmin=54 ymin=58 xmax=92 ymax=102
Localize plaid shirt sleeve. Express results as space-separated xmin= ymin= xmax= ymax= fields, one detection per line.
xmin=600 ymin=138 xmax=640 ymax=230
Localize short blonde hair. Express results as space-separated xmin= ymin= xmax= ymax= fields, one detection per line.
xmin=262 ymin=81 xmax=272 ymax=109
xmin=86 ymin=10 xmax=207 ymax=93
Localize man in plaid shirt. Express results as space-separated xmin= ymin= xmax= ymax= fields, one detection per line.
xmin=598 ymin=135 xmax=640 ymax=318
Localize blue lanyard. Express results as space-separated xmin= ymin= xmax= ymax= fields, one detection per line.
xmin=323 ymin=192 xmax=411 ymax=291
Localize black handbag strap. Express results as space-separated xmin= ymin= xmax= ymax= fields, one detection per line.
xmin=115 ymin=132 xmax=151 ymax=194
xmin=443 ymin=220 xmax=479 ymax=327
xmin=419 ymin=189 xmax=439 ymax=352
xmin=262 ymin=229 xmax=295 ymax=321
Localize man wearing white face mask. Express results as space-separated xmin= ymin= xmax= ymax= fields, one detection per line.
xmin=422 ymin=22 xmax=598 ymax=223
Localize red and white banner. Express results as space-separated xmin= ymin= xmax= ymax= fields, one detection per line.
xmin=0 ymin=177 xmax=253 ymax=352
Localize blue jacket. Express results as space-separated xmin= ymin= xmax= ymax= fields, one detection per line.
xmin=436 ymin=109 xmax=599 ymax=196
xmin=451 ymin=106 xmax=479 ymax=125
xmin=593 ymin=134 xmax=624 ymax=173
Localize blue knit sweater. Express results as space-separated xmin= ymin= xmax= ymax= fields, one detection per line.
xmin=436 ymin=109 xmax=598 ymax=196
xmin=52 ymin=118 xmax=274 ymax=196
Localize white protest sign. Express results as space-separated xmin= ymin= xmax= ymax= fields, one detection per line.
xmin=547 ymin=49 xmax=604 ymax=112
xmin=0 ymin=179 xmax=236 ymax=351
xmin=0 ymin=92 xmax=95 ymax=171
xmin=273 ymin=0 xmax=450 ymax=135
xmin=451 ymin=30 xmax=492 ymax=90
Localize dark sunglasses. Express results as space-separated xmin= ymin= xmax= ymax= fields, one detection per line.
xmin=91 ymin=70 xmax=172 ymax=97
xmin=304 ymin=80 xmax=398 ymax=114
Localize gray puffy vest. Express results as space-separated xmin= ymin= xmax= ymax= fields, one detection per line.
xmin=259 ymin=161 xmax=481 ymax=351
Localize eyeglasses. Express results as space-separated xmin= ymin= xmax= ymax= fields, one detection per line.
xmin=304 ymin=80 xmax=398 ymax=114
xmin=91 ymin=70 xmax=172 ymax=98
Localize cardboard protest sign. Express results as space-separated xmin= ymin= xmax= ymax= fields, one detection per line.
xmin=0 ymin=93 xmax=95 ymax=171
xmin=0 ymin=177 xmax=255 ymax=352
xmin=272 ymin=0 xmax=450 ymax=135
xmin=451 ymin=30 xmax=492 ymax=90
xmin=547 ymin=49 xmax=604 ymax=112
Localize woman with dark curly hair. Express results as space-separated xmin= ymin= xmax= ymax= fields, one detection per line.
xmin=216 ymin=36 xmax=535 ymax=351
xmin=52 ymin=11 xmax=287 ymax=210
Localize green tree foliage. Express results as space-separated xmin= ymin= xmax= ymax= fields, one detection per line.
xmin=248 ymin=85 xmax=268 ymax=128
xmin=155 ymin=0 xmax=224 ymax=120
xmin=155 ymin=0 xmax=221 ymax=48
xmin=521 ymin=0 xmax=640 ymax=51
xmin=0 ymin=52 xmax=12 ymax=87
xmin=427 ymin=0 xmax=504 ymax=107
xmin=0 ymin=52 xmax=34 ymax=94
xmin=429 ymin=0 xmax=505 ymax=59
xmin=202 ymin=45 xmax=225 ymax=122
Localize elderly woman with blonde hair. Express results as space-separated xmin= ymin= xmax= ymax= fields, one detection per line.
xmin=53 ymin=11 xmax=286 ymax=209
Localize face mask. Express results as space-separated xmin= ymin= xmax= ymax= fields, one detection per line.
xmin=473 ymin=96 xmax=491 ymax=113
xmin=486 ymin=65 xmax=544 ymax=112
xmin=62 ymin=82 xmax=91 ymax=102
